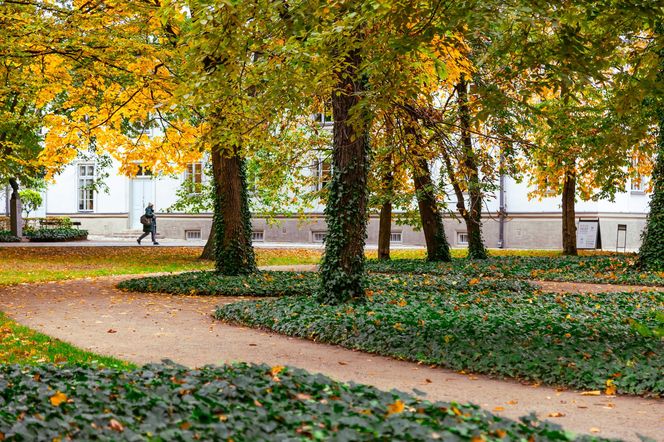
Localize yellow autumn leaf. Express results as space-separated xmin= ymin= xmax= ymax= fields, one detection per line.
xmin=605 ymin=379 xmax=616 ymax=395
xmin=580 ymin=390 xmax=601 ymax=396
xmin=468 ymin=278 xmax=480 ymax=285
xmin=386 ymin=399 xmax=405 ymax=415
xmin=50 ymin=391 xmax=67 ymax=407
xmin=270 ymin=365 xmax=285 ymax=376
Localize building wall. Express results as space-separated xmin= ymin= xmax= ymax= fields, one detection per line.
xmin=32 ymin=158 xmax=652 ymax=251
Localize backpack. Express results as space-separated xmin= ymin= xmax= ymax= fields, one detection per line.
xmin=140 ymin=215 xmax=151 ymax=226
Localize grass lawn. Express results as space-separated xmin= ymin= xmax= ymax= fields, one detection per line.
xmin=0 ymin=312 xmax=132 ymax=369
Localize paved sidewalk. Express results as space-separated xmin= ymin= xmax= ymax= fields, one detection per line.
xmin=0 ymin=275 xmax=661 ymax=441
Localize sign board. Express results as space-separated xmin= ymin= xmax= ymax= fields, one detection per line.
xmin=577 ymin=219 xmax=602 ymax=249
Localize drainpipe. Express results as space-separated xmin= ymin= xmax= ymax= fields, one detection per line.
xmin=498 ymin=150 xmax=506 ymax=248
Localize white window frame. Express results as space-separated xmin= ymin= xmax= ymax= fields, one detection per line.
xmin=312 ymin=158 xmax=332 ymax=191
xmin=630 ymin=176 xmax=645 ymax=193
xmin=77 ymin=163 xmax=95 ymax=212
xmin=184 ymin=162 xmax=204 ymax=194
xmin=389 ymin=232 xmax=403 ymax=243
xmin=457 ymin=231 xmax=469 ymax=246
xmin=312 ymin=231 xmax=327 ymax=243
xmin=251 ymin=231 xmax=264 ymax=242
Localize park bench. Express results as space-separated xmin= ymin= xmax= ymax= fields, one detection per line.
xmin=38 ymin=219 xmax=81 ymax=229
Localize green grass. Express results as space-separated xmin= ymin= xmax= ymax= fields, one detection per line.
xmin=0 ymin=312 xmax=133 ymax=369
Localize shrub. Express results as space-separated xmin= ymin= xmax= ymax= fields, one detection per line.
xmin=0 ymin=230 xmax=20 ymax=243
xmin=25 ymin=228 xmax=87 ymax=242
xmin=0 ymin=363 xmax=603 ymax=441
xmin=217 ymin=274 xmax=664 ymax=396
xmin=118 ymin=271 xmax=319 ymax=297
xmin=366 ymin=255 xmax=664 ymax=286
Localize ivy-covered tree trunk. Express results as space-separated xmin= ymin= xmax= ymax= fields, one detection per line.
xmin=638 ymin=33 xmax=664 ymax=270
xmin=455 ymin=77 xmax=487 ymax=259
xmin=561 ymin=168 xmax=578 ymax=256
xmin=211 ymin=145 xmax=257 ymax=275
xmin=412 ymin=159 xmax=451 ymax=262
xmin=318 ymin=48 xmax=370 ymax=304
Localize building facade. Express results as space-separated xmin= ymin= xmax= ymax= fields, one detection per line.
xmin=1 ymin=157 xmax=651 ymax=251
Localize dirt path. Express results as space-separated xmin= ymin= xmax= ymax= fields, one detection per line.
xmin=532 ymin=280 xmax=663 ymax=294
xmin=0 ymin=276 xmax=661 ymax=441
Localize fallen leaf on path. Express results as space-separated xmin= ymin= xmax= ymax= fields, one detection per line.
xmin=548 ymin=412 xmax=565 ymax=418
xmin=107 ymin=329 xmax=117 ymax=334
xmin=493 ymin=406 xmax=504 ymax=411
xmin=581 ymin=390 xmax=601 ymax=396
xmin=590 ymin=428 xmax=601 ymax=433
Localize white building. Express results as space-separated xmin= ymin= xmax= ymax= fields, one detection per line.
xmin=2 ymin=152 xmax=651 ymax=251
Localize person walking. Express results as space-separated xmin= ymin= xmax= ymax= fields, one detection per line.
xmin=137 ymin=203 xmax=159 ymax=245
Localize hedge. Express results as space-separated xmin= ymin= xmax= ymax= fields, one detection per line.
xmin=0 ymin=230 xmax=20 ymax=243
xmin=0 ymin=363 xmax=604 ymax=441
xmin=25 ymin=228 xmax=88 ymax=242
xmin=365 ymin=255 xmax=664 ymax=286
xmin=118 ymin=271 xmax=318 ymax=297
xmin=216 ymin=274 xmax=664 ymax=396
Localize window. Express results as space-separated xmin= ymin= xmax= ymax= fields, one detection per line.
xmin=78 ymin=164 xmax=95 ymax=212
xmin=314 ymin=107 xmax=333 ymax=126
xmin=185 ymin=163 xmax=204 ymax=194
xmin=251 ymin=231 xmax=264 ymax=242
xmin=312 ymin=231 xmax=327 ymax=243
xmin=457 ymin=232 xmax=469 ymax=246
xmin=312 ymin=158 xmax=332 ymax=191
xmin=136 ymin=165 xmax=153 ymax=177
xmin=185 ymin=230 xmax=202 ymax=240
xmin=390 ymin=232 xmax=402 ymax=243
xmin=631 ymin=176 xmax=645 ymax=192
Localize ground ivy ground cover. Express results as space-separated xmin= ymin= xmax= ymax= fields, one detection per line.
xmin=216 ymin=274 xmax=664 ymax=396
xmin=365 ymin=255 xmax=664 ymax=286
xmin=118 ymin=271 xmax=318 ymax=297
xmin=0 ymin=362 xmax=604 ymax=441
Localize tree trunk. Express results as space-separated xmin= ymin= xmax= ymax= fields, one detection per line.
xmin=378 ymin=200 xmax=392 ymax=260
xmin=638 ymin=25 xmax=664 ymax=270
xmin=562 ymin=168 xmax=577 ymax=256
xmin=405 ymin=121 xmax=451 ymax=262
xmin=200 ymin=225 xmax=215 ymax=260
xmin=377 ymin=155 xmax=393 ymax=261
xmin=455 ymin=77 xmax=487 ymax=259
xmin=318 ymin=48 xmax=370 ymax=304
xmin=8 ymin=178 xmax=22 ymax=237
xmin=211 ymin=144 xmax=257 ymax=275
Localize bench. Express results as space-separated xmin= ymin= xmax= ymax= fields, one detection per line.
xmin=39 ymin=220 xmax=82 ymax=229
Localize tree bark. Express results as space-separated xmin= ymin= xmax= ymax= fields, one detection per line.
xmin=378 ymin=200 xmax=392 ymax=260
xmin=211 ymin=144 xmax=257 ymax=274
xmin=404 ymin=122 xmax=451 ymax=262
xmin=562 ymin=168 xmax=578 ymax=256
xmin=455 ymin=77 xmax=487 ymax=259
xmin=200 ymin=225 xmax=215 ymax=260
xmin=318 ymin=48 xmax=370 ymax=304
xmin=377 ymin=155 xmax=393 ymax=261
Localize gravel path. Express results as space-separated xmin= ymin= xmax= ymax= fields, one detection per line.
xmin=0 ymin=275 xmax=661 ymax=441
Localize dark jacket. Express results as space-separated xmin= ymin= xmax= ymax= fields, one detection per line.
xmin=143 ymin=207 xmax=155 ymax=233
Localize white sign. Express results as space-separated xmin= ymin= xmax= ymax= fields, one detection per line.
xmin=577 ymin=220 xmax=599 ymax=249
